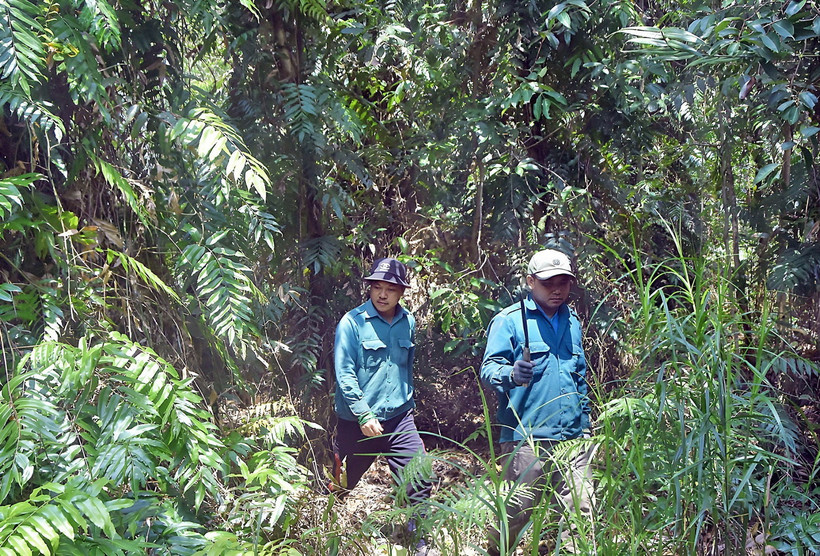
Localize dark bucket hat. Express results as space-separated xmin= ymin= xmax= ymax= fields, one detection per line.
xmin=364 ymin=257 xmax=410 ymax=287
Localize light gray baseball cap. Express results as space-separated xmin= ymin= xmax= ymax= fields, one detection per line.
xmin=528 ymin=249 xmax=575 ymax=280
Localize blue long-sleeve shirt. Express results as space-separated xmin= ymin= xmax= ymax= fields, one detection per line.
xmin=334 ymin=299 xmax=416 ymax=422
xmin=480 ymin=297 xmax=590 ymax=443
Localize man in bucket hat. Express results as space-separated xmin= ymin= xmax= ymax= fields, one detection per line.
xmin=481 ymin=248 xmax=595 ymax=555
xmin=332 ymin=257 xmax=438 ymax=555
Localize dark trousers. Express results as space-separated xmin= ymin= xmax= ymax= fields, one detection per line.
xmin=333 ymin=410 xmax=432 ymax=505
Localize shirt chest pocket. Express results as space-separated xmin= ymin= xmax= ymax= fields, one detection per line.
xmin=528 ymin=341 xmax=550 ymax=361
xmin=362 ymin=339 xmax=387 ymax=371
xmin=398 ymin=339 xmax=414 ymax=351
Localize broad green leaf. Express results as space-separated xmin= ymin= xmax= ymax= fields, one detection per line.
xmin=0 ymin=283 xmax=22 ymax=302
xmin=547 ymin=3 xmax=566 ymax=20
xmin=754 ymin=163 xmax=779 ymax=184
xmin=557 ymin=12 xmax=572 ymax=29
xmin=785 ymin=0 xmax=806 ymax=17
xmin=39 ymin=504 xmax=74 ymax=540
xmin=798 ymin=91 xmax=817 ymax=109
xmin=759 ymin=33 xmax=780 ymax=52
xmin=772 ymin=20 xmax=794 ymax=39
xmin=74 ymin=495 xmax=113 ymax=536
xmin=28 ymin=514 xmax=58 ymax=544
xmin=5 ymin=534 xmax=31 ymax=556
xmin=662 ymin=28 xmax=701 ymax=43
xmin=799 ymin=126 xmax=820 ymax=138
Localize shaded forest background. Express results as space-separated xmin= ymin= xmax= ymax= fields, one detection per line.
xmin=0 ymin=0 xmax=818 ymax=554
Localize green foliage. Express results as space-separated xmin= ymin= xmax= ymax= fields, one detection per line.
xmin=0 ymin=88 xmax=63 ymax=141
xmin=0 ymin=0 xmax=46 ymax=96
xmin=177 ymin=235 xmax=263 ymax=357
xmin=591 ymin=227 xmax=818 ymax=553
xmin=0 ymin=172 xmax=36 ymax=220
xmin=0 ymin=331 xmax=316 ymax=552
xmin=767 ymin=245 xmax=820 ymax=294
xmin=165 ymin=107 xmax=271 ymax=201
xmin=1 ymin=0 xmax=818 ymax=552
xmin=90 ymin=156 xmax=153 ymax=228
xmin=106 ymin=249 xmax=181 ymax=304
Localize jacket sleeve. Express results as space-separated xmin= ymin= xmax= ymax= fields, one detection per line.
xmin=480 ymin=312 xmax=519 ymax=394
xmin=334 ymin=314 xmax=371 ymax=418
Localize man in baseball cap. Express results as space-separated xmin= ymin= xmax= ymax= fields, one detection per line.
xmin=481 ymin=247 xmax=594 ymax=555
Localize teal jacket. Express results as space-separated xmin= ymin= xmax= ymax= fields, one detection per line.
xmin=334 ymin=299 xmax=416 ymax=423
xmin=480 ymin=297 xmax=590 ymax=443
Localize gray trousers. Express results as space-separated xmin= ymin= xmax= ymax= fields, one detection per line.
xmin=490 ymin=438 xmax=596 ymax=555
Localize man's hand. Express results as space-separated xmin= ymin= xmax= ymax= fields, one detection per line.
xmin=360 ymin=418 xmax=383 ymax=437
xmin=512 ymin=359 xmax=534 ymax=386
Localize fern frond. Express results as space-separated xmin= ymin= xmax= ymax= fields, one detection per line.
xmin=0 ymin=0 xmax=46 ymax=96
xmin=0 ymin=172 xmax=37 ymax=221
xmin=0 ymin=86 xmax=64 ymax=141
xmin=178 ymin=237 xmax=264 ymax=353
xmin=165 ymin=107 xmax=271 ymax=201
xmin=88 ymin=155 xmax=154 ymax=228
xmin=106 ymin=250 xmax=181 ymax=303
xmin=282 ymin=83 xmax=318 ymax=143
xmin=76 ymin=0 xmax=120 ymax=52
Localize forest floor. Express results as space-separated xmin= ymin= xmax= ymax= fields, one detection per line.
xmin=322 ymin=449 xmax=495 ymax=556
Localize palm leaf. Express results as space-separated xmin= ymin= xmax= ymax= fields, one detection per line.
xmin=0 ymin=0 xmax=46 ymax=95
xmin=164 ymin=107 xmax=271 ymax=201
xmin=0 ymin=86 xmax=64 ymax=141
xmin=102 ymin=332 xmax=227 ymax=506
xmin=177 ymin=237 xmax=264 ymax=354
xmin=0 ymin=371 xmax=63 ymax=504
xmin=282 ymin=82 xmax=318 ymax=144
xmin=48 ymin=9 xmax=110 ymax=117
xmin=0 ymin=172 xmax=37 ymax=221
xmin=88 ymin=155 xmax=154 ymax=228
xmin=106 ymin=250 xmax=181 ymax=303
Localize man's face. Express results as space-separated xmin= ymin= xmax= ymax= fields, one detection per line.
xmin=527 ymin=273 xmax=573 ymax=316
xmin=369 ymin=280 xmax=405 ymax=319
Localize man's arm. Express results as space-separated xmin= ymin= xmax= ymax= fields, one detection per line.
xmin=480 ymin=313 xmax=520 ymax=393
xmin=334 ymin=315 xmax=378 ymax=428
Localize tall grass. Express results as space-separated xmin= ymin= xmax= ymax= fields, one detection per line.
xmin=590 ymin=228 xmax=818 ymax=555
